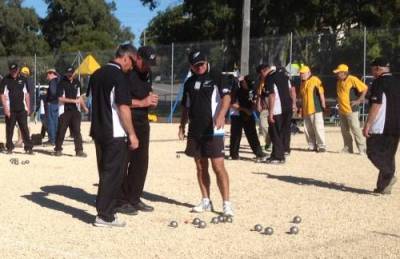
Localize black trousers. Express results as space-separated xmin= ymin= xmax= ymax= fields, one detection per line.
xmin=366 ymin=134 xmax=399 ymax=190
xmin=55 ymin=110 xmax=83 ymax=152
xmin=95 ymin=137 xmax=128 ymax=222
xmin=269 ymin=111 xmax=292 ymax=160
xmin=5 ymin=110 xmax=33 ymax=151
xmin=119 ymin=116 xmax=150 ymax=205
xmin=230 ymin=115 xmax=263 ymax=158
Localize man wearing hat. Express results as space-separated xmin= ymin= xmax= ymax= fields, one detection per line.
xmin=334 ymin=64 xmax=368 ymax=154
xmin=115 ymin=46 xmax=159 ymax=214
xmin=178 ymin=50 xmax=234 ymax=217
xmin=45 ymin=68 xmax=60 ymax=145
xmin=0 ymin=63 xmax=33 ymax=154
xmin=363 ymin=58 xmax=400 ymax=194
xmin=54 ymin=67 xmax=88 ymax=157
xmin=299 ymin=65 xmax=327 ymax=152
xmin=15 ymin=66 xmax=36 ymax=147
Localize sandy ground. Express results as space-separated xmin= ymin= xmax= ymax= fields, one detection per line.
xmin=0 ymin=121 xmax=399 ymax=259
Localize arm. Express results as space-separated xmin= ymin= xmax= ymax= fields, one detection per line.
xmin=290 ymin=85 xmax=297 ymax=112
xmin=1 ymin=94 xmax=10 ymax=118
xmin=59 ymin=96 xmax=80 ymax=104
xmin=352 ymin=78 xmax=368 ymax=106
xmin=25 ymin=93 xmax=31 ymax=115
xmin=117 ymin=104 xmax=139 ymax=150
xmin=215 ymin=94 xmax=231 ymax=129
xmin=363 ymin=103 xmax=381 ymax=138
xmin=131 ymin=92 xmax=158 ymax=108
xmin=268 ymin=93 xmax=276 ymax=123
xmin=178 ymin=106 xmax=189 ymax=140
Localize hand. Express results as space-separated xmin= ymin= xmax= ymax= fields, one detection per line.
xmin=214 ymin=115 xmax=225 ymax=129
xmin=178 ymin=126 xmax=185 ymax=140
xmin=128 ymin=134 xmax=139 ymax=150
xmin=143 ymin=93 xmax=159 ymax=107
xmin=351 ymin=99 xmax=361 ymax=107
xmin=292 ymin=105 xmax=298 ymax=113
xmin=363 ymin=124 xmax=371 ymax=138
xmin=75 ymin=98 xmax=81 ymax=104
xmin=268 ymin=113 xmax=275 ymax=124
xmin=83 ymin=107 xmax=89 ymax=113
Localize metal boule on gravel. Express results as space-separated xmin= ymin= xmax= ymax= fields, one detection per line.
xmin=218 ymin=215 xmax=225 ymax=223
xmin=225 ymin=217 xmax=233 ymax=223
xmin=289 ymin=226 xmax=299 ymax=235
xmin=264 ymin=227 xmax=274 ymax=235
xmin=192 ymin=218 xmax=201 ymax=225
xmin=198 ymin=221 xmax=207 ymax=229
xmin=254 ymin=224 xmax=263 ymax=232
xmin=211 ymin=217 xmax=219 ymax=224
xmin=293 ymin=216 xmax=302 ymax=224
xmin=169 ymin=221 xmax=178 ymax=228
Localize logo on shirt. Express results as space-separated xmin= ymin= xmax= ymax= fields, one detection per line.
xmin=222 ymin=89 xmax=230 ymax=94
xmin=194 ymin=81 xmax=201 ymax=90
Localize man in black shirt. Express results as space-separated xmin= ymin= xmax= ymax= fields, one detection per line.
xmin=54 ymin=67 xmax=88 ymax=157
xmin=363 ymin=57 xmax=400 ymax=194
xmin=45 ymin=69 xmax=60 ymax=145
xmin=0 ymin=63 xmax=33 ymax=154
xmin=179 ymin=51 xmax=234 ymax=217
xmin=262 ymin=65 xmax=297 ymax=163
xmin=116 ymin=46 xmax=159 ymax=215
xmin=90 ymin=44 xmax=139 ymax=227
xmin=229 ymin=75 xmax=265 ymax=160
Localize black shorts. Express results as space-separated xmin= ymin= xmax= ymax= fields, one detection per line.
xmin=185 ymin=136 xmax=225 ymax=158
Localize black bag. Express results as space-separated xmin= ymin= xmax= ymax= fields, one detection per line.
xmin=31 ymin=134 xmax=43 ymax=146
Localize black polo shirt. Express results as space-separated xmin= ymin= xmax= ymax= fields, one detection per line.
xmin=89 ymin=61 xmax=131 ymax=140
xmin=262 ymin=68 xmax=293 ymax=115
xmin=181 ymin=71 xmax=231 ymax=139
xmin=369 ymin=73 xmax=400 ymax=136
xmin=126 ymin=69 xmax=152 ymax=119
xmin=57 ymin=76 xmax=81 ymax=113
xmin=0 ymin=74 xmax=28 ymax=112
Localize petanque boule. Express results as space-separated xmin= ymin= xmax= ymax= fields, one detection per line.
xmin=218 ymin=215 xmax=225 ymax=223
xmin=254 ymin=224 xmax=263 ymax=232
xmin=225 ymin=216 xmax=233 ymax=223
xmin=293 ymin=216 xmax=302 ymax=224
xmin=176 ymin=154 xmax=180 ymax=158
xmin=169 ymin=221 xmax=178 ymax=228
xmin=198 ymin=221 xmax=207 ymax=229
xmin=192 ymin=218 xmax=201 ymax=225
xmin=289 ymin=226 xmax=299 ymax=235
xmin=264 ymin=227 xmax=274 ymax=235
xmin=211 ymin=217 xmax=219 ymax=224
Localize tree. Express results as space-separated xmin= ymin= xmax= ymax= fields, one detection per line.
xmin=42 ymin=0 xmax=134 ymax=53
xmin=0 ymin=0 xmax=49 ymax=56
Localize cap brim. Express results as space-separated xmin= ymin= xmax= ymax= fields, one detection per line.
xmin=192 ymin=60 xmax=207 ymax=66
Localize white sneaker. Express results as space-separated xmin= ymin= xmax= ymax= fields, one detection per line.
xmin=93 ymin=215 xmax=126 ymax=227
xmin=191 ymin=199 xmax=213 ymax=213
xmin=223 ymin=201 xmax=234 ymax=217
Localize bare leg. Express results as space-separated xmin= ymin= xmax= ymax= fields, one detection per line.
xmin=194 ymin=158 xmax=210 ymax=199
xmin=211 ymin=157 xmax=230 ymax=201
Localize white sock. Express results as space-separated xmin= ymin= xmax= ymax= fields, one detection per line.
xmin=223 ymin=201 xmax=231 ymax=206
xmin=202 ymin=198 xmax=210 ymax=204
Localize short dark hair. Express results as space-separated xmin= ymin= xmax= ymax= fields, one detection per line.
xmin=115 ymin=43 xmax=137 ymax=58
xmin=256 ymin=64 xmax=269 ymax=74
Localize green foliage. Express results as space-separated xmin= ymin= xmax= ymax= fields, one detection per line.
xmin=41 ymin=0 xmax=134 ymax=53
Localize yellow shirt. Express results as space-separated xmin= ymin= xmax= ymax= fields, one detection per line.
xmin=336 ymin=75 xmax=367 ymax=115
xmin=300 ymin=75 xmax=324 ymax=116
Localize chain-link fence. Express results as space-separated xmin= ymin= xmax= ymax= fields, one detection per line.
xmin=0 ymin=27 xmax=399 ymax=122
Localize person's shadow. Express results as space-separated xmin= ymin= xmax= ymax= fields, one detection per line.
xmin=22 ymin=185 xmax=193 ymax=224
xmin=253 ymin=172 xmax=373 ymax=195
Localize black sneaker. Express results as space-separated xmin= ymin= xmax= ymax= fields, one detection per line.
xmin=6 ymin=149 xmax=12 ymax=154
xmin=317 ymin=147 xmax=326 ymax=153
xmin=265 ymin=157 xmax=285 ymax=164
xmin=54 ymin=150 xmax=62 ymax=156
xmin=25 ymin=149 xmax=34 ymax=155
xmin=133 ymin=200 xmax=154 ymax=212
xmin=76 ymin=151 xmax=87 ymax=158
xmin=115 ymin=203 xmax=138 ymax=215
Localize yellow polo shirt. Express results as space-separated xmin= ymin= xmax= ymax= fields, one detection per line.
xmin=336 ymin=75 xmax=367 ymax=115
xmin=300 ymin=75 xmax=324 ymax=116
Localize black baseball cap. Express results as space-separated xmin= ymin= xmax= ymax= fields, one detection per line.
xmin=65 ymin=67 xmax=74 ymax=75
xmin=188 ymin=50 xmax=207 ymax=66
xmin=9 ymin=63 xmax=18 ymax=71
xmin=370 ymin=57 xmax=390 ymax=67
xmin=138 ymin=46 xmax=157 ymax=66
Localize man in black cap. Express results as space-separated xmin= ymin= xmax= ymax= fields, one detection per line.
xmin=178 ymin=50 xmax=234 ymax=217
xmin=54 ymin=67 xmax=88 ymax=157
xmin=90 ymin=43 xmax=139 ymax=227
xmin=115 ymin=46 xmax=159 ymax=215
xmin=363 ymin=57 xmax=400 ymax=194
xmin=0 ymin=63 xmax=33 ymax=154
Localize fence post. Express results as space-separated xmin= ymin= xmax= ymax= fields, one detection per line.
xmin=34 ymin=53 xmax=37 ymax=123
xmin=362 ymin=27 xmax=367 ymax=124
xmin=170 ymin=42 xmax=174 ymax=123
xmin=289 ymin=32 xmax=293 ymax=75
